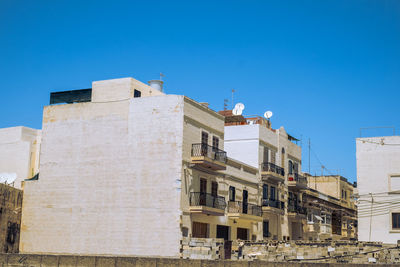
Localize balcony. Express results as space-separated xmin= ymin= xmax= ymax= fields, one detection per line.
xmin=227 ymin=201 xmax=263 ymax=222
xmin=288 ymin=202 xmax=307 ymax=217
xmin=191 ymin=143 xmax=227 ymax=171
xmin=189 ymin=192 xmax=226 ymax=216
xmin=262 ymin=199 xmax=285 ymax=214
xmin=288 ymin=173 xmax=308 ymax=189
xmin=261 ymin=162 xmax=285 ymax=183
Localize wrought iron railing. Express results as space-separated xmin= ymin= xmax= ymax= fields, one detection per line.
xmin=261 ymin=162 xmax=285 ymax=176
xmin=191 ymin=143 xmax=227 ymax=164
xmin=262 ymin=199 xmax=285 ymax=210
xmin=189 ymin=192 xmax=226 ymax=210
xmin=288 ymin=202 xmax=307 ymax=214
xmin=227 ymin=201 xmax=262 ymax=216
xmin=288 ymin=173 xmax=307 ymax=183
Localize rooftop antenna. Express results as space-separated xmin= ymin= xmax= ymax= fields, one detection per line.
xmin=160 ymin=72 xmax=165 ymax=81
xmin=231 ymin=89 xmax=235 ymax=109
xmin=224 ymin=99 xmax=228 ymax=111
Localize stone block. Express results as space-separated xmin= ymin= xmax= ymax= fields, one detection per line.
xmin=59 ymin=255 xmax=77 ymax=267
xmin=96 ymin=256 xmax=116 ymax=267
xmin=41 ymin=255 xmax=59 ymax=267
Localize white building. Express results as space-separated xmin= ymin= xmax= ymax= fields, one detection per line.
xmin=0 ymin=126 xmax=41 ymax=189
xmin=356 ymin=136 xmax=400 ymax=243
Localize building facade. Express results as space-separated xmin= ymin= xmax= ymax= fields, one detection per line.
xmin=0 ymin=127 xmax=41 ymax=189
xmin=356 ymin=136 xmax=400 ymax=244
xmin=18 ymin=76 xmax=358 ymax=258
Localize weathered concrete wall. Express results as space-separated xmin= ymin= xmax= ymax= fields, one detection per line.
xmin=20 ymin=95 xmax=184 ymax=256
xmin=0 ymin=184 xmax=22 ymax=253
xmin=0 ymin=253 xmax=398 ymax=266
xmin=356 ymin=136 xmax=400 ymax=243
xmin=240 ymin=240 xmax=400 ymax=265
xmin=0 ymin=126 xmax=41 ymax=189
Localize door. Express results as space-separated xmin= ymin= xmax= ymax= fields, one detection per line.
xmin=200 ymin=178 xmax=207 ymax=205
xmin=192 ymin=222 xmax=208 ymax=238
xmin=237 ymin=228 xmax=248 ymax=240
xmin=217 ymin=225 xmax=229 ymax=240
xmin=217 ymin=225 xmax=231 ymax=260
xmin=242 ymin=190 xmax=248 ymax=214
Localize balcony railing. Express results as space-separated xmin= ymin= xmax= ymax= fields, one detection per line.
xmin=228 ymin=201 xmax=262 ymax=217
xmin=261 ymin=162 xmax=285 ymax=176
xmin=262 ymin=199 xmax=285 ymax=210
xmin=191 ymin=143 xmax=227 ymax=164
xmin=288 ymin=173 xmax=307 ymax=183
xmin=189 ymin=192 xmax=226 ymax=210
xmin=288 ymin=202 xmax=307 ymax=214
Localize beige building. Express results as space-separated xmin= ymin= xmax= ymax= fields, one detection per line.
xmin=18 ymin=76 xmax=359 ymax=258
xmin=222 ymin=111 xmax=306 ymax=241
xmin=305 ymin=175 xmax=357 ymax=240
xmin=0 ymin=126 xmax=41 ymax=189
xmin=20 ymin=77 xmax=265 ymax=258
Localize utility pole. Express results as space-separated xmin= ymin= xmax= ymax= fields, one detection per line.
xmin=369 ymin=193 xmax=374 ymax=241
xmin=308 ymin=138 xmax=311 ymax=174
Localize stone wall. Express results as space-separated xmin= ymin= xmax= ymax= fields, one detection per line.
xmin=0 ymin=184 xmax=22 ymax=253
xmin=0 ymin=254 xmax=399 ymax=267
xmin=240 ymin=240 xmax=400 ymax=264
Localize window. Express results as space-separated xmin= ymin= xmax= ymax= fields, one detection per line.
xmin=212 ymin=136 xmax=219 ymax=149
xmin=263 ymin=221 xmax=270 ymax=237
xmin=229 ymin=186 xmax=236 ymax=201
xmin=342 ymin=189 xmax=345 ymax=199
xmin=288 ymin=160 xmax=293 ymax=174
xmin=270 ymin=151 xmax=276 ymax=164
xmin=211 ymin=182 xmax=218 ymax=197
xmin=201 ymin=131 xmax=208 ymax=145
xmin=262 ymin=184 xmax=268 ymax=200
xmin=270 ymin=186 xmax=276 ymax=200
xmin=392 ymin=213 xmax=400 ymax=229
xmin=307 ymin=212 xmax=314 ymax=223
xmin=192 ymin=222 xmax=208 ymax=238
xmin=389 ymin=175 xmax=400 ymax=193
xmin=263 ymin=147 xmax=269 ymax=163
xmin=134 ymin=89 xmax=141 ymax=98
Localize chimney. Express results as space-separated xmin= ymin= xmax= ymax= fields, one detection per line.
xmin=148 ymin=80 xmax=164 ymax=92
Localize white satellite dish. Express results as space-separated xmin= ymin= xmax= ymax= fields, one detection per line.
xmin=232 ymin=108 xmax=242 ymax=116
xmin=235 ymin=103 xmax=245 ymax=111
xmin=264 ymin=111 xmax=273 ymax=119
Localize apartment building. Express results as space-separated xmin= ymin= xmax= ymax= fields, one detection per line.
xmin=222 ymin=111 xmax=307 ymax=241
xmin=20 ymin=77 xmax=266 ymax=258
xmin=356 ymin=136 xmax=400 ymax=244
xmin=0 ymin=126 xmax=41 ymax=189
xmin=303 ymin=175 xmax=357 ymax=241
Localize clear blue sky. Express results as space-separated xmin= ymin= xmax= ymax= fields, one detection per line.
xmin=1 ymin=0 xmax=399 ymax=182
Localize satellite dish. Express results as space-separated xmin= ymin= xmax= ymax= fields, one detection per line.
xmin=264 ymin=111 xmax=273 ymax=119
xmin=235 ymin=103 xmax=245 ymax=111
xmin=232 ymin=108 xmax=242 ymax=116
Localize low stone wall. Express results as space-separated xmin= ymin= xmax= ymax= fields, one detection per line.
xmin=240 ymin=240 xmax=400 ymax=264
xmin=181 ymin=237 xmax=224 ymax=260
xmin=0 ymin=253 xmax=399 ymax=267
